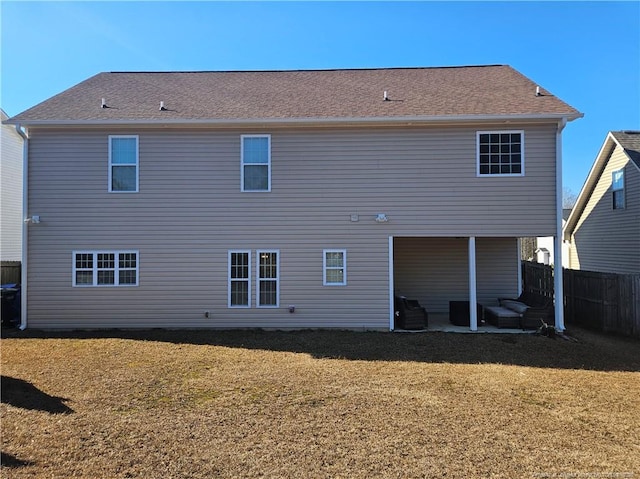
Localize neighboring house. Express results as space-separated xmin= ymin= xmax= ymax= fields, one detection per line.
xmin=563 ymin=131 xmax=640 ymax=274
xmin=5 ymin=66 xmax=582 ymax=330
xmin=1 ymin=108 xmax=24 ymax=262
xmin=535 ymin=209 xmax=571 ymax=266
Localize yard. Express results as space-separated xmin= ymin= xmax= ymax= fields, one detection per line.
xmin=1 ymin=327 xmax=639 ymax=478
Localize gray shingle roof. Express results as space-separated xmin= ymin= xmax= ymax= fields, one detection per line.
xmin=611 ymin=130 xmax=640 ymax=169
xmin=8 ymin=65 xmax=582 ymax=125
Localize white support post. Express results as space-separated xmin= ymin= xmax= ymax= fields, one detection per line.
xmin=555 ymin=119 xmax=567 ymax=331
xmin=388 ymin=236 xmax=395 ymax=331
xmin=554 ymin=236 xmax=565 ymax=330
xmin=468 ymin=237 xmax=478 ymax=331
xmin=517 ymin=238 xmax=523 ymax=295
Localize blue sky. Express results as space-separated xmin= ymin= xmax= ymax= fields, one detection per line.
xmin=1 ymin=1 xmax=639 ymax=194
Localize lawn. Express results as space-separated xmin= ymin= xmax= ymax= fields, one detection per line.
xmin=1 ymin=327 xmax=639 ymax=478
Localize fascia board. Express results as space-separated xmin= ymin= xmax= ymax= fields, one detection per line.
xmin=5 ymin=112 xmax=583 ymax=128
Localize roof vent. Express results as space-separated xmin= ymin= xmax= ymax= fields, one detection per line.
xmin=535 ymin=86 xmax=541 ymax=97
xmin=383 ymin=90 xmax=389 ymax=101
xmin=101 ymin=98 xmax=107 ymax=108
xmin=159 ymin=101 xmax=167 ymax=111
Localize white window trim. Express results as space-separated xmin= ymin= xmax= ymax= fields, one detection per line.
xmin=241 ymin=134 xmax=271 ymax=192
xmin=612 ymin=169 xmax=625 ymax=210
xmin=323 ymin=249 xmax=347 ymax=286
xmin=109 ymin=135 xmax=139 ymax=193
xmin=72 ymin=250 xmax=139 ymax=287
xmin=228 ymin=250 xmax=252 ymax=308
xmin=256 ymin=250 xmax=279 ymax=308
xmin=476 ymin=130 xmax=525 ymax=177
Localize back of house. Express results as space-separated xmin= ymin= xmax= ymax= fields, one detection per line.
xmin=6 ymin=65 xmax=582 ymax=330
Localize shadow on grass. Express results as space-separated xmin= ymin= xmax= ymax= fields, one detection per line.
xmin=1 ymin=376 xmax=73 ymax=414
xmin=2 ymin=327 xmax=639 ymax=372
xmin=0 ymin=451 xmax=34 ymax=468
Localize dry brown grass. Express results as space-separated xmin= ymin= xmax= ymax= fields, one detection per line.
xmin=1 ymin=327 xmax=639 ymax=479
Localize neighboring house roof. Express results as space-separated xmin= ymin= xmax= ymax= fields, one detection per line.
xmin=563 ymin=130 xmax=640 ymax=240
xmin=613 ymin=130 xmax=640 ymax=170
xmin=6 ymin=65 xmax=582 ymax=126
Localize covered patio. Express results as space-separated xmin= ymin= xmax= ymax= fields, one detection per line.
xmin=390 ymin=236 xmax=554 ymax=332
xmin=395 ymin=313 xmax=534 ymax=334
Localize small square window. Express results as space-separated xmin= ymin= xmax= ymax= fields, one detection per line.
xmin=477 ymin=131 xmax=524 ymax=176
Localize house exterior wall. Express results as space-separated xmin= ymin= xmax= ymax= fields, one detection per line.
xmin=394 ymin=237 xmax=519 ymax=313
xmin=25 ymin=123 xmax=559 ymax=328
xmin=1 ymin=114 xmax=24 ymax=261
xmin=568 ymin=146 xmax=640 ymax=273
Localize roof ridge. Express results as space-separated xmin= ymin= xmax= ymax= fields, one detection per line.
xmin=107 ymin=65 xmax=508 ymax=74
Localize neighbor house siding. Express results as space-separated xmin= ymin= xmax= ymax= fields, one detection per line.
xmin=1 ymin=114 xmax=23 ymax=261
xmin=393 ymin=237 xmax=519 ymax=313
xmin=25 ymin=123 xmax=557 ymax=328
xmin=569 ymin=146 xmax=640 ymax=273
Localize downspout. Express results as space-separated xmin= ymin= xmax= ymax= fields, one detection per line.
xmin=554 ymin=118 xmax=567 ymax=331
xmin=15 ymin=124 xmax=28 ymax=330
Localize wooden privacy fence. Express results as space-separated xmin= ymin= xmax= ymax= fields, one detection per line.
xmin=521 ymin=261 xmax=554 ymax=300
xmin=522 ymin=261 xmax=640 ymax=338
xmin=1 ymin=261 xmax=21 ymax=285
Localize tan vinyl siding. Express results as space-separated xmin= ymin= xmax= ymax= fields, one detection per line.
xmin=569 ymin=146 xmax=640 ymax=273
xmin=26 ymin=124 xmax=557 ymax=328
xmin=393 ymin=237 xmax=519 ymax=313
xmin=1 ymin=119 xmax=23 ymax=261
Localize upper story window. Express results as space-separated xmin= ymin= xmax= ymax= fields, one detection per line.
xmin=612 ymin=169 xmax=625 ymax=209
xmin=109 ymin=136 xmax=139 ymax=192
xmin=73 ymin=251 xmax=138 ymax=287
xmin=477 ymin=131 xmax=524 ymax=176
xmin=241 ymin=135 xmax=271 ymax=192
xmin=323 ymin=249 xmax=347 ymax=286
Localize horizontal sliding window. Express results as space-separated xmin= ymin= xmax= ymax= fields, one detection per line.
xmin=73 ymin=251 xmax=138 ymax=287
xmin=477 ymin=131 xmax=524 ymax=176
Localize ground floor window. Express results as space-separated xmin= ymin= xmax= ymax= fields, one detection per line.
xmin=229 ymin=251 xmax=251 ymax=307
xmin=228 ymin=249 xmax=279 ymax=308
xmin=73 ymin=251 xmax=138 ymax=287
xmin=257 ymin=250 xmax=279 ymax=307
xmin=323 ymin=249 xmax=347 ymax=285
